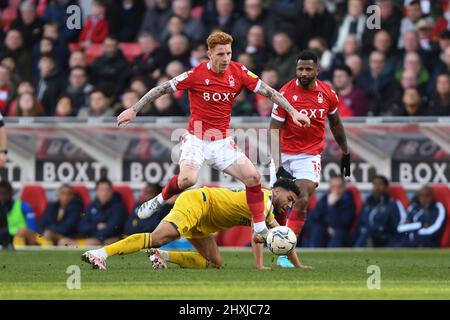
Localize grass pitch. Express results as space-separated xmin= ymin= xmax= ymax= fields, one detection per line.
xmin=0 ymin=249 xmax=449 ymax=300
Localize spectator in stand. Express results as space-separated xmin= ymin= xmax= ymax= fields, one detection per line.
xmin=395 ymin=52 xmax=430 ymax=90
xmin=267 ymin=32 xmax=298 ymax=85
xmin=65 ymin=67 xmax=93 ymax=115
xmin=433 ymin=0 xmax=450 ymax=40
xmin=416 ymin=17 xmax=438 ymax=53
xmin=203 ymin=0 xmax=238 ymax=35
xmin=78 ymin=178 xmax=126 ymax=246
xmin=372 ymin=29 xmax=399 ymax=74
xmin=7 ymin=81 xmax=41 ymax=116
xmin=395 ymin=87 xmax=427 ymax=116
xmin=354 ymin=175 xmax=405 ymax=247
xmin=333 ymin=35 xmax=362 ymax=69
xmin=139 ymin=0 xmax=172 ymax=41
xmin=358 ymin=51 xmax=396 ymax=116
xmin=296 ymin=0 xmax=336 ymax=50
xmin=166 ymin=34 xmax=191 ymax=67
xmin=89 ymin=35 xmax=129 ymax=95
xmin=14 ymin=92 xmax=43 ymax=117
xmin=161 ymin=15 xmax=189 ymax=46
xmin=124 ymin=184 xmax=171 ymax=235
xmin=115 ymin=90 xmax=140 ymax=116
xmin=232 ymin=89 xmax=256 ymax=116
xmin=0 ymin=29 xmax=33 ymax=81
xmin=333 ymin=0 xmax=366 ymax=54
xmin=38 ymin=184 xmax=83 ymax=246
xmin=165 ymin=60 xmax=186 ymax=79
xmin=36 ymin=54 xmax=66 ymax=116
xmin=39 ymin=22 xmax=70 ymax=72
xmin=236 ymin=25 xmax=268 ymax=75
xmin=332 ymin=64 xmax=369 ymax=116
xmin=78 ymin=0 xmax=109 ymax=47
xmin=388 ymin=68 xmax=425 ymax=115
xmin=396 ymin=185 xmax=446 ymax=247
xmin=427 ymin=73 xmax=450 ymax=115
xmin=0 ymin=65 xmax=13 ymax=114
xmin=428 ymin=41 xmax=450 ymax=95
xmin=171 ymin=0 xmax=206 ymax=42
xmin=68 ymin=49 xmax=88 ymax=69
xmin=10 ymin=0 xmax=44 ymax=49
xmin=362 ymin=0 xmax=403 ymax=55
xmin=345 ymin=54 xmax=364 ymax=81
xmin=55 ymin=95 xmax=74 ymax=117
xmin=131 ymin=32 xmax=168 ymax=79
xmin=232 ymin=0 xmax=275 ymax=46
xmin=108 ymin=0 xmax=145 ymax=42
xmin=307 ymin=175 xmax=356 ymax=248
xmin=187 ymin=41 xmax=208 ymax=69
xmin=32 ymin=37 xmax=64 ymax=78
xmin=0 ymin=180 xmax=37 ymax=247
xmin=308 ymin=37 xmax=334 ymax=79
xmin=147 ymin=92 xmax=184 ymax=117
xmin=77 ymin=88 xmax=115 ymax=117
xmin=1 ymin=56 xmax=20 ymax=85
xmin=43 ymin=0 xmax=79 ymax=44
xmin=236 ymin=53 xmax=256 ymax=72
xmin=398 ymin=0 xmax=424 ymax=49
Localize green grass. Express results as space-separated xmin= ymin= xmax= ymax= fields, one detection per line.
xmin=0 ymin=249 xmax=449 ymax=299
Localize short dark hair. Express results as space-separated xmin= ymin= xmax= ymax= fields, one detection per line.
xmin=373 ymin=174 xmax=389 ymax=187
xmin=409 ymin=0 xmax=420 ymax=6
xmin=0 ymin=180 xmax=13 ymax=194
xmin=273 ymin=178 xmax=300 ymax=197
xmin=96 ymin=177 xmax=112 ymax=189
xmin=334 ymin=64 xmax=353 ymax=77
xmin=297 ymin=50 xmax=319 ymax=64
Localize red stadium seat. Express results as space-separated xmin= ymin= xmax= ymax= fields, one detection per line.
xmin=347 ymin=184 xmax=363 ymax=234
xmin=2 ymin=7 xmax=18 ymax=31
xmin=388 ymin=184 xmax=409 ymax=209
xmin=85 ymin=43 xmax=105 ymax=64
xmin=119 ymin=43 xmax=143 ymax=63
xmin=430 ymin=184 xmax=450 ymax=247
xmin=113 ymin=185 xmax=135 ymax=215
xmin=71 ymin=184 xmax=91 ymax=209
xmin=20 ymin=184 xmax=48 ymax=224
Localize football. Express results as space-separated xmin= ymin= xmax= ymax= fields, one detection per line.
xmin=266 ymin=226 xmax=297 ymax=255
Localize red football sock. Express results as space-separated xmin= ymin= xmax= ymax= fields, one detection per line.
xmin=246 ymin=184 xmax=265 ymax=223
xmin=287 ymin=209 xmax=306 ymax=236
xmin=161 ymin=175 xmax=183 ymax=200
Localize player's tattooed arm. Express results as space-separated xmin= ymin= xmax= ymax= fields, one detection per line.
xmin=257 ymin=81 xmax=297 ymax=115
xmin=131 ymin=79 xmax=177 ymax=113
xmin=328 ymin=112 xmax=349 ymax=154
xmin=257 ymin=82 xmax=310 ymax=127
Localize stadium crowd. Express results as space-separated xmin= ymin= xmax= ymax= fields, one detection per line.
xmin=0 ymin=176 xmax=447 ymax=248
xmin=0 ymin=0 xmax=450 ymax=117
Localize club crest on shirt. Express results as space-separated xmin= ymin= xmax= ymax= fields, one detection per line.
xmin=317 ymin=92 xmax=323 ymax=104
xmin=228 ymin=75 xmax=235 ymax=87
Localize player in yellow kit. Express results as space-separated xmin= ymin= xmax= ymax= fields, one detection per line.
xmin=82 ymin=178 xmax=311 ymax=270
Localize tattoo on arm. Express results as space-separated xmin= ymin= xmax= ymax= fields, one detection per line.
xmin=328 ymin=112 xmax=349 ymax=154
xmin=257 ymin=81 xmax=296 ymax=115
xmin=131 ymin=79 xmax=177 ymax=113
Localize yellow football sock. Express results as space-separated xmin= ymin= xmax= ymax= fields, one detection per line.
xmin=13 ymin=236 xmax=25 ymax=247
xmin=35 ymin=235 xmax=53 ymax=247
xmin=104 ymin=233 xmax=151 ymax=257
xmin=166 ymin=251 xmax=208 ymax=269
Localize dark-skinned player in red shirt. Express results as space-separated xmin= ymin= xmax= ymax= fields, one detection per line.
xmin=269 ymin=50 xmax=351 ymax=267
xmin=117 ymin=32 xmax=310 ymax=242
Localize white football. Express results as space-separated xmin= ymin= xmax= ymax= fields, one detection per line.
xmin=266 ymin=226 xmax=297 ymax=255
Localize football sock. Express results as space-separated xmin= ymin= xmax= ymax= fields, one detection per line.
xmin=246 ymin=184 xmax=265 ymax=232
xmin=161 ymin=175 xmax=183 ymax=201
xmin=104 ymin=233 xmax=152 ymax=257
xmin=165 ymin=250 xmax=209 ymax=269
xmin=287 ymin=209 xmax=306 ymax=236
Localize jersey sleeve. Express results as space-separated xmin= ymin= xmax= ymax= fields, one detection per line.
xmin=169 ymin=68 xmax=196 ymax=91
xmin=263 ymin=190 xmax=276 ymax=225
xmin=239 ymin=65 xmax=262 ymax=93
xmin=328 ymin=88 xmax=340 ymax=115
xmin=271 ymin=88 xmax=287 ymax=122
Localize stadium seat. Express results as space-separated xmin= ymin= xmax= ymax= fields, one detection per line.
xmin=85 ymin=43 xmax=105 ymax=64
xmin=119 ymin=43 xmax=143 ymax=63
xmin=2 ymin=7 xmax=17 ymax=31
xmin=347 ymin=184 xmax=363 ymax=234
xmin=388 ymin=184 xmax=409 ymax=209
xmin=71 ymin=184 xmax=91 ymax=209
xmin=20 ymin=184 xmax=48 ymax=224
xmin=430 ymin=184 xmax=450 ymax=248
xmin=113 ymin=185 xmax=135 ymax=215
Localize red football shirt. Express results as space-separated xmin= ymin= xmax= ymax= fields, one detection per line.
xmin=271 ymin=79 xmax=340 ymax=155
xmin=170 ymin=61 xmax=261 ymax=140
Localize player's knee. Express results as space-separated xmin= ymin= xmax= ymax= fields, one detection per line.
xmin=177 ymin=175 xmax=197 ymax=189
